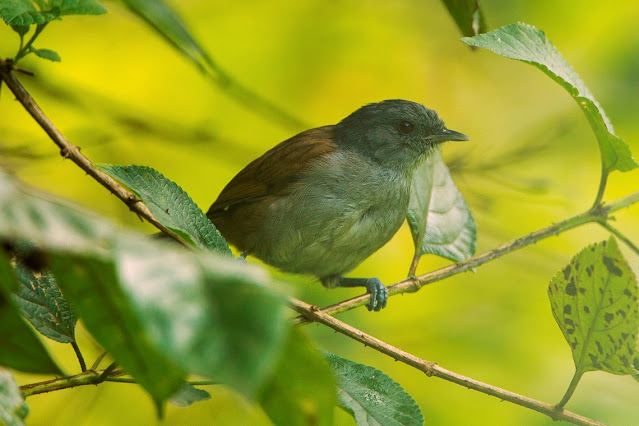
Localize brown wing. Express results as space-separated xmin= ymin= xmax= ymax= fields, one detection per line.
xmin=207 ymin=125 xmax=337 ymax=251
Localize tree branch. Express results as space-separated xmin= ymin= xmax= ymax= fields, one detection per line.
xmin=20 ymin=368 xmax=124 ymax=398
xmin=290 ymin=298 xmax=603 ymax=426
xmin=295 ymin=192 xmax=639 ymax=323
xmin=0 ymin=59 xmax=189 ymax=248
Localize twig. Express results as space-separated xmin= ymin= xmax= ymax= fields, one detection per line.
xmin=599 ymin=221 xmax=639 ymax=256
xmin=71 ymin=341 xmax=87 ymax=372
xmin=0 ymin=60 xmax=189 ymax=247
xmin=20 ymin=367 xmax=125 ymax=398
xmin=290 ymin=298 xmax=603 ymax=426
xmin=294 ymin=192 xmax=639 ymax=323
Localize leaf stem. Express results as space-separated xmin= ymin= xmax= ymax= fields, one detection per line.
xmin=556 ymin=369 xmax=584 ymax=410
xmin=15 ymin=23 xmax=48 ymax=63
xmin=599 ymin=221 xmax=639 ymax=256
xmin=71 ymin=341 xmax=87 ymax=372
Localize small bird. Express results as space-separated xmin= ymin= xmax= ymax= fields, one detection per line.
xmin=207 ymin=100 xmax=468 ymax=311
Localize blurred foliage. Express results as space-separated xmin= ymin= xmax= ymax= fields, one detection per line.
xmin=1 ymin=0 xmax=638 ymax=424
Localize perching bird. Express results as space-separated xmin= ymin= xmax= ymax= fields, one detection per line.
xmin=207 ymin=100 xmax=468 ymax=311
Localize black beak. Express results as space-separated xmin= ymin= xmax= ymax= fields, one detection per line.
xmin=428 ymin=128 xmax=470 ymax=143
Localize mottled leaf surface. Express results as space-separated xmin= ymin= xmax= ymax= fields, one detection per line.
xmin=462 ymin=23 xmax=637 ymax=174
xmin=0 ymin=368 xmax=29 ymax=426
xmin=441 ymin=0 xmax=487 ymax=37
xmin=548 ymin=238 xmax=639 ymax=380
xmin=260 ymin=329 xmax=335 ymax=426
xmin=13 ymin=260 xmax=76 ymax=343
xmin=168 ymin=383 xmax=211 ymax=407
xmin=407 ymin=150 xmax=476 ymax=274
xmin=325 ymin=353 xmax=423 ymax=426
xmin=96 ymin=164 xmax=231 ymax=255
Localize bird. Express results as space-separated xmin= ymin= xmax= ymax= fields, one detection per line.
xmin=207 ymin=99 xmax=469 ymax=311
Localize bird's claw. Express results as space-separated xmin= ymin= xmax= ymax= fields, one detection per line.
xmin=365 ymin=278 xmax=388 ymax=312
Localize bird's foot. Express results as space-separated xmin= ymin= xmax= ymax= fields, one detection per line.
xmin=333 ymin=277 xmax=388 ymax=311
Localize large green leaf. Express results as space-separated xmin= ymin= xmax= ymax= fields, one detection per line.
xmin=462 ymin=23 xmax=637 ymax=175
xmin=548 ymin=237 xmax=639 ymax=380
xmin=407 ymin=150 xmax=476 ymax=275
xmin=0 ymin=368 xmax=29 ymax=426
xmin=325 ymin=353 xmax=423 ymax=426
xmin=51 ymin=0 xmax=107 ymax=16
xmin=13 ymin=260 xmax=77 ymax=344
xmin=96 ymin=164 xmax=231 ymax=255
xmin=0 ymin=0 xmax=54 ymax=25
xmin=0 ymin=252 xmax=62 ymax=375
xmin=440 ymin=0 xmax=487 ymax=37
xmin=260 ymin=329 xmax=336 ymax=426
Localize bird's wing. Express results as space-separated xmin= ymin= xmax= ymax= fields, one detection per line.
xmin=207 ymin=125 xmax=337 ymax=218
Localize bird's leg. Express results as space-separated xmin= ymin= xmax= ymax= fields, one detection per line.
xmin=237 ymin=251 xmax=249 ymax=263
xmin=322 ymin=276 xmax=388 ymax=311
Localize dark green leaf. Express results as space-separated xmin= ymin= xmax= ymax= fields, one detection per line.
xmin=13 ymin=260 xmax=76 ymax=343
xmin=548 ymin=237 xmax=639 ymax=380
xmin=325 ymin=352 xmax=423 ymax=426
xmin=260 ymin=329 xmax=336 ymax=426
xmin=10 ymin=24 xmax=29 ymax=36
xmin=50 ymin=0 xmax=107 ymax=16
xmin=407 ymin=150 xmax=476 ymax=274
xmin=50 ymin=252 xmax=185 ymax=409
xmin=168 ymin=383 xmax=211 ymax=407
xmin=0 ymin=252 xmax=63 ymax=375
xmin=96 ymin=164 xmax=231 ymax=255
xmin=0 ymin=368 xmax=29 ymax=426
xmin=440 ymin=0 xmax=487 ymax=37
xmin=0 ymin=0 xmax=54 ymax=25
xmin=28 ymin=47 xmax=60 ymax=62
xmin=462 ymin=23 xmax=638 ymax=174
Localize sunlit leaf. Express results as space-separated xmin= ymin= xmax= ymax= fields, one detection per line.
xmin=0 ymin=252 xmax=63 ymax=375
xmin=548 ymin=237 xmax=639 ymax=380
xmin=462 ymin=23 xmax=638 ymax=175
xmin=0 ymin=0 xmax=53 ymax=26
xmin=96 ymin=164 xmax=231 ymax=255
xmin=440 ymin=0 xmax=487 ymax=37
xmin=13 ymin=260 xmax=77 ymax=343
xmin=51 ymin=0 xmax=107 ymax=16
xmin=260 ymin=329 xmax=336 ymax=426
xmin=407 ymin=150 xmax=476 ymax=275
xmin=325 ymin=352 xmax=423 ymax=426
xmin=168 ymin=383 xmax=211 ymax=408
xmin=0 ymin=368 xmax=29 ymax=426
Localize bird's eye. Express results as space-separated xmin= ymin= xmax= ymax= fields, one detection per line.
xmin=397 ymin=120 xmax=414 ymax=134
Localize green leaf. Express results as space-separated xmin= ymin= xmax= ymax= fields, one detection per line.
xmin=0 ymin=252 xmax=63 ymax=375
xmin=0 ymin=368 xmax=29 ymax=426
xmin=168 ymin=383 xmax=211 ymax=408
xmin=407 ymin=150 xmax=476 ymax=274
xmin=462 ymin=23 xmax=638 ymax=175
xmin=50 ymin=0 xmax=107 ymax=16
xmin=260 ymin=329 xmax=336 ymax=426
xmin=548 ymin=237 xmax=639 ymax=380
xmin=325 ymin=352 xmax=424 ymax=426
xmin=50 ymin=252 xmax=185 ymax=410
xmin=28 ymin=47 xmax=60 ymax=62
xmin=12 ymin=260 xmax=77 ymax=343
xmin=96 ymin=164 xmax=231 ymax=255
xmin=10 ymin=24 xmax=29 ymax=36
xmin=440 ymin=0 xmax=487 ymax=37
xmin=0 ymin=0 xmax=55 ymax=25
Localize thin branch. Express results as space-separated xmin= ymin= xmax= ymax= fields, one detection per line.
xmin=290 ymin=298 xmax=603 ymax=426
xmin=0 ymin=60 xmax=189 ymax=248
xmin=294 ymin=192 xmax=639 ymax=323
xmin=599 ymin=221 xmax=639 ymax=256
xmin=20 ymin=368 xmax=125 ymax=398
xmin=71 ymin=341 xmax=87 ymax=372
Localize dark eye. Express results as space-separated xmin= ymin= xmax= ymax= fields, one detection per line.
xmin=397 ymin=120 xmax=414 ymax=134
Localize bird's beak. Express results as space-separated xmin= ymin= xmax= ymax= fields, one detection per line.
xmin=428 ymin=128 xmax=470 ymax=143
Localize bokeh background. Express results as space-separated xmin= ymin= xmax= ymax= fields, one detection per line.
xmin=1 ymin=0 xmax=638 ymax=424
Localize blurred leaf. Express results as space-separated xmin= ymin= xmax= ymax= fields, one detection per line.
xmin=50 ymin=253 xmax=185 ymax=409
xmin=51 ymin=0 xmax=107 ymax=16
xmin=13 ymin=259 xmax=77 ymax=343
xmin=28 ymin=47 xmax=60 ymax=61
xmin=96 ymin=164 xmax=231 ymax=255
xmin=168 ymin=383 xmax=211 ymax=408
xmin=260 ymin=329 xmax=335 ymax=426
xmin=0 ymin=169 xmax=116 ymax=256
xmin=462 ymin=23 xmax=638 ymax=175
xmin=548 ymin=237 xmax=639 ymax=380
xmin=0 ymin=368 xmax=29 ymax=426
xmin=0 ymin=252 xmax=63 ymax=375
xmin=325 ymin=352 xmax=423 ymax=426
xmin=0 ymin=0 xmax=54 ymax=25
xmin=407 ymin=150 xmax=476 ymax=275
xmin=440 ymin=0 xmax=487 ymax=37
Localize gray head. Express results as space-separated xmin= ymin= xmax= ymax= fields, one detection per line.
xmin=334 ymin=99 xmax=469 ymax=170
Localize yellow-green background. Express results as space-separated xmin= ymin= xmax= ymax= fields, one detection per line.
xmin=1 ymin=0 xmax=638 ymax=424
